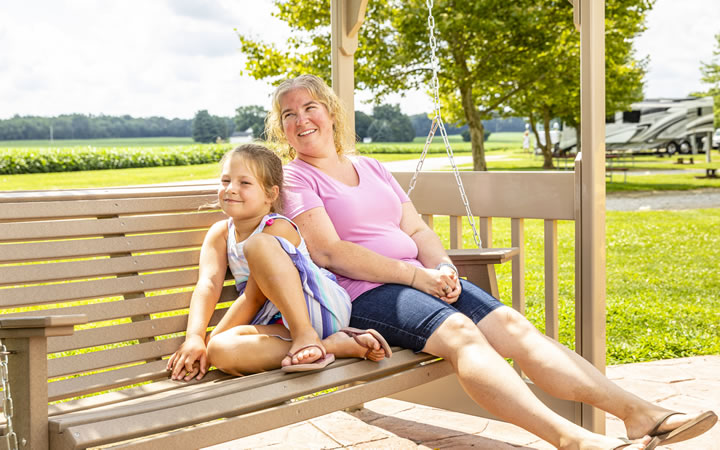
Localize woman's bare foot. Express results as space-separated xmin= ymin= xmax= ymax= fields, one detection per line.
xmin=322 ymin=330 xmax=387 ymax=361
xmin=625 ymin=409 xmax=713 ymax=441
xmin=559 ymin=434 xmax=652 ymax=450
xmin=281 ymin=329 xmax=327 ymax=368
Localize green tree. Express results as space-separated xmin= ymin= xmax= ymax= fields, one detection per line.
xmin=238 ymin=0 xmax=553 ymax=170
xmin=192 ymin=110 xmax=216 ymax=143
xmin=506 ymin=0 xmax=650 ymax=169
xmin=234 ymin=105 xmax=267 ymax=139
xmin=367 ymin=104 xmax=415 ymax=142
xmin=238 ymin=1 xmax=654 ymax=170
xmin=696 ymin=32 xmax=720 ymax=128
xmin=354 ymin=111 xmax=372 ymax=140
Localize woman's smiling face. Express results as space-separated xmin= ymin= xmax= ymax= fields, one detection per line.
xmin=280 ymin=88 xmax=336 ymax=159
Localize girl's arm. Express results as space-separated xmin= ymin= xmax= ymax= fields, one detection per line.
xmin=293 ymin=206 xmax=456 ymax=300
xmin=167 ymin=220 xmax=229 ymax=380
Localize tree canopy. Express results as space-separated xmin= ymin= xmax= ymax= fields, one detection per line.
xmin=234 ymin=105 xmax=268 ymax=139
xmin=237 ymin=0 xmax=653 ymax=169
xmin=192 ymin=110 xmax=231 ymax=143
xmin=696 ymin=32 xmax=720 ymax=128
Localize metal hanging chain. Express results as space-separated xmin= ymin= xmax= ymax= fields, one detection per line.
xmin=0 ymin=344 xmax=18 ymax=450
xmin=406 ymin=0 xmax=482 ymax=248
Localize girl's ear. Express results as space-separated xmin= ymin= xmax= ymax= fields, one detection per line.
xmin=268 ymin=185 xmax=280 ymax=203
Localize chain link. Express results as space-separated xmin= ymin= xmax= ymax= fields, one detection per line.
xmin=1 ymin=344 xmax=18 ymax=450
xmin=407 ymin=0 xmax=482 ymax=248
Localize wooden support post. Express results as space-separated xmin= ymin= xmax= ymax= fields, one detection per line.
xmin=544 ymin=219 xmax=559 ymax=340
xmin=331 ymin=0 xmax=368 ymax=147
xmin=3 ymin=337 xmax=49 ymax=450
xmin=449 ymin=216 xmax=463 ymax=249
xmin=576 ymin=0 xmax=606 ymax=433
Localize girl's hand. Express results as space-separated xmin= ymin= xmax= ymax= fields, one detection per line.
xmin=167 ymin=334 xmax=208 ymax=381
xmin=411 ymin=267 xmax=461 ymax=303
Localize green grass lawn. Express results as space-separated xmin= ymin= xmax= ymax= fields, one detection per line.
xmin=433 ymin=211 xmax=720 ymax=365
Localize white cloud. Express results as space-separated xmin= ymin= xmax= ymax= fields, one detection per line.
xmin=635 ymin=0 xmax=720 ymax=98
xmin=0 ymin=0 xmax=717 ymax=121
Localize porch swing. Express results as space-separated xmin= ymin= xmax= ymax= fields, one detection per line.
xmin=406 ymin=0 xmax=483 ymax=250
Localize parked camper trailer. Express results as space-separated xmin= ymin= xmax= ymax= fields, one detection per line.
xmin=542 ymin=97 xmax=714 ymax=155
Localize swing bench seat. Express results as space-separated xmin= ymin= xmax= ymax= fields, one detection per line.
xmin=0 ymin=179 xmax=517 ymax=450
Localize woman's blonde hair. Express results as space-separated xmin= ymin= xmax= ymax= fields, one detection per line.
xmin=217 ymin=143 xmax=284 ymax=213
xmin=265 ymin=74 xmax=353 ymax=160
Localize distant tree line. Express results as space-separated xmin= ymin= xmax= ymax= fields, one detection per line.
xmin=0 ymin=114 xmax=193 ymax=141
xmin=191 ymin=110 xmax=236 ymax=143
xmin=408 ymin=114 xmax=526 ymax=138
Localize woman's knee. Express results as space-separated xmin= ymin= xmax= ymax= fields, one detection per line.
xmin=480 ymin=306 xmax=540 ymax=357
xmin=425 ymin=313 xmax=488 ymax=358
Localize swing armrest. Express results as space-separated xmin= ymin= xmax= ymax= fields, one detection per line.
xmin=0 ymin=315 xmax=87 ymax=338
xmin=447 ymin=248 xmax=518 ymax=298
xmin=447 ymin=247 xmax=518 ymax=265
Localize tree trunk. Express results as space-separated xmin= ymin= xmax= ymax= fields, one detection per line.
xmin=459 ymin=85 xmax=487 ymax=171
xmin=541 ymin=107 xmax=555 ymax=169
xmin=574 ymin=124 xmax=581 ymax=153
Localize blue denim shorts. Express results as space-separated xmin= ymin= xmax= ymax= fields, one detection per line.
xmin=349 ymin=279 xmax=504 ymax=352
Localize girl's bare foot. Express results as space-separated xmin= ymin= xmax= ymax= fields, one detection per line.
xmin=281 ymin=329 xmax=326 ymax=368
xmin=323 ymin=330 xmax=387 ymax=361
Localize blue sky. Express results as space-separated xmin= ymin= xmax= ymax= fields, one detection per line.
xmin=0 ymin=0 xmax=718 ymax=120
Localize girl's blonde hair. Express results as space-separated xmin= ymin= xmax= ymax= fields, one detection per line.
xmin=218 ymin=143 xmax=284 ymax=213
xmin=265 ymin=74 xmax=353 ymax=160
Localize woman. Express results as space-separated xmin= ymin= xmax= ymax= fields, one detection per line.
xmin=266 ymin=74 xmax=716 ymax=450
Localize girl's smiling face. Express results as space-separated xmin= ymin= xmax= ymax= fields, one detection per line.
xmin=218 ymin=155 xmax=277 ymax=221
xmin=280 ymin=88 xmax=336 ymax=160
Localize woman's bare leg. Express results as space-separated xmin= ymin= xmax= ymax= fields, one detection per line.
xmin=478 ymin=306 xmax=704 ymax=439
xmin=422 ymin=312 xmax=649 ymax=449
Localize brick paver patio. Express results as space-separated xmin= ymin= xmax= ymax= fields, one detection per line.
xmin=207 ymin=355 xmax=719 ymax=449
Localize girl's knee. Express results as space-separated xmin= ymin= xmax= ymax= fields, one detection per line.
xmin=243 ymin=233 xmax=278 ymax=259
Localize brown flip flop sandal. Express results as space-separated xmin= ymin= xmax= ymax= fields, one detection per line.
xmin=613 ymin=437 xmax=657 ymax=450
xmin=648 ymin=410 xmax=718 ymax=446
xmin=281 ymin=344 xmax=335 ymax=373
xmin=340 ymin=327 xmax=392 ymax=360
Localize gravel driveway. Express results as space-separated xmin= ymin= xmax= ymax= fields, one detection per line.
xmin=606 ymin=188 xmax=720 ymax=211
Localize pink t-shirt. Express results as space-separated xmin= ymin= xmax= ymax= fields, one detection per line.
xmin=283 ymin=156 xmax=421 ymax=300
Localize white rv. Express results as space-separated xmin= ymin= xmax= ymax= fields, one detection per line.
xmin=550 ymin=97 xmax=715 ymax=155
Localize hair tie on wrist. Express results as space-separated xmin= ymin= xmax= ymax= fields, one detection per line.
xmin=410 ymin=266 xmax=418 ymax=287
xmin=435 ymin=262 xmax=458 ymax=275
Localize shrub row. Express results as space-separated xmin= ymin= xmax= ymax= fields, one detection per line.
xmin=0 ymin=144 xmax=234 ymax=175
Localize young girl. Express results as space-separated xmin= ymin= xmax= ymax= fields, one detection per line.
xmin=167 ymin=144 xmax=391 ymax=379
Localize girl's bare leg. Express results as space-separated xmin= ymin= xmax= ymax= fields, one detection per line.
xmin=422 ymin=312 xmax=649 ymax=449
xmin=243 ymin=233 xmax=325 ymax=366
xmin=478 ymin=306 xmax=704 ymax=439
xmin=207 ymin=325 xmax=387 ymax=375
xmin=208 ymin=276 xmax=266 ymax=342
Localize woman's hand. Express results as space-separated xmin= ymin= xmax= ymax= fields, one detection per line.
xmin=411 ymin=266 xmax=461 ymax=303
xmin=167 ymin=334 xmax=208 ymax=381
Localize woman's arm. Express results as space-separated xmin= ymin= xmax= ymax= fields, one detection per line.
xmin=293 ymin=207 xmax=417 ymax=286
xmin=294 ymin=205 xmax=457 ymax=300
xmin=167 ymin=220 xmax=229 ymax=380
xmin=398 ymin=201 xmax=461 ymax=302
